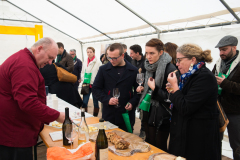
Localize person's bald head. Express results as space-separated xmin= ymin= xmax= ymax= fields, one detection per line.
xmin=31 ymin=37 xmax=58 ymax=68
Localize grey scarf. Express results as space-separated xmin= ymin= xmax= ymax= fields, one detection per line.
xmin=138 ymin=52 xmax=172 ymax=108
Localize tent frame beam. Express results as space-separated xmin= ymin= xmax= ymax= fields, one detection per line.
xmin=47 ymin=0 xmax=113 ymax=40
xmin=219 ymin=0 xmax=240 ymax=23
xmin=5 ymin=0 xmax=82 ymax=43
xmin=83 ymin=21 xmax=239 ymax=44
xmin=0 ymin=18 xmax=41 ymax=23
xmin=115 ymin=0 xmax=161 ymax=39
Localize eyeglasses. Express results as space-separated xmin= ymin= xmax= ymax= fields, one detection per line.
xmin=176 ymin=57 xmax=188 ymax=63
xmin=107 ymin=55 xmax=121 ymax=61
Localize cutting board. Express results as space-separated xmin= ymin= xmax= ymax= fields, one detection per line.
xmin=89 ymin=130 xmax=150 ymax=156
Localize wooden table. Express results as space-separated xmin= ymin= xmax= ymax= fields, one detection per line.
xmin=40 ymin=117 xmax=165 ymax=160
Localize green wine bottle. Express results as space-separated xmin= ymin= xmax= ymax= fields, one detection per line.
xmin=95 ymin=118 xmax=108 ymax=160
xmin=62 ymin=107 xmax=72 ymax=146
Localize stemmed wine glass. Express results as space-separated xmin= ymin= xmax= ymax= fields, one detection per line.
xmin=136 ymin=73 xmax=144 ymax=94
xmin=165 ymin=82 xmax=173 ymax=103
xmin=65 ymin=124 xmax=78 ymax=149
xmin=113 ymin=88 xmax=120 ymax=108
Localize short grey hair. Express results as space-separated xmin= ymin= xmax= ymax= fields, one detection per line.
xmin=70 ymin=49 xmax=76 ymax=54
xmin=32 ymin=37 xmax=53 ymax=50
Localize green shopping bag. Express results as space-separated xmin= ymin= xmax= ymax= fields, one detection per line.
xmin=139 ymin=91 xmax=151 ymax=112
xmin=83 ymin=72 xmax=92 ymax=84
xmin=122 ymin=109 xmax=133 ymax=133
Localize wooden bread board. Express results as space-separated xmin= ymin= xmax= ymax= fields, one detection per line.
xmin=89 ymin=130 xmax=150 ymax=156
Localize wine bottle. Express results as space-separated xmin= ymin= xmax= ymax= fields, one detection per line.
xmin=78 ymin=108 xmax=89 ymax=145
xmin=95 ymin=118 xmax=108 ymax=160
xmin=62 ymin=107 xmax=72 ymax=146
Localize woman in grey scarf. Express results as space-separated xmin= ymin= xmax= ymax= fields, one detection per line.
xmin=137 ymin=38 xmax=179 ymax=151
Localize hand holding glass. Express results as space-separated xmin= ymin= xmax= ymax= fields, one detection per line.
xmin=113 ymin=88 xmax=120 ymax=108
xmin=65 ymin=124 xmax=78 ymax=149
xmin=136 ymin=73 xmax=144 ymax=94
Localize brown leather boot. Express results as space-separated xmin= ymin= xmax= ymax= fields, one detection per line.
xmin=93 ymin=108 xmax=99 ymax=117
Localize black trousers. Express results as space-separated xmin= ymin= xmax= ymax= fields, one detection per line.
xmin=0 ymin=145 xmax=33 ymax=160
xmin=143 ymin=122 xmax=169 ymax=152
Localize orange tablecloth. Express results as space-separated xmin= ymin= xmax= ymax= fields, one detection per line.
xmin=40 ymin=117 xmax=165 ymax=160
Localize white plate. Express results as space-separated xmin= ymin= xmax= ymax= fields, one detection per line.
xmin=48 ymin=120 xmax=81 ymax=129
xmin=88 ymin=121 xmax=118 ymax=131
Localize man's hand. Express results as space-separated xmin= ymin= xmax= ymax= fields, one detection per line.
xmin=216 ymin=75 xmax=225 ymax=85
xmin=78 ymin=79 xmax=81 ymax=83
xmin=109 ymin=98 xmax=119 ymax=105
xmin=56 ymin=112 xmax=65 ymax=123
xmin=125 ymin=103 xmax=133 ymax=111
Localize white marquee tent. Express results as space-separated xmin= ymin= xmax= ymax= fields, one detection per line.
xmin=0 ymin=0 xmax=240 ymax=70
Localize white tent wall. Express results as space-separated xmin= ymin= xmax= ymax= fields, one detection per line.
xmin=0 ymin=23 xmax=82 ymax=65
xmin=83 ymin=24 xmax=240 ymax=70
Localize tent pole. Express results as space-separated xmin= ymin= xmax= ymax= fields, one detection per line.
xmin=47 ymin=0 xmax=113 ymax=40
xmin=0 ymin=18 xmax=41 ymax=23
xmin=83 ymin=21 xmax=239 ymax=44
xmin=5 ymin=0 xmax=82 ymax=43
xmin=219 ymin=0 xmax=240 ymax=23
xmin=157 ymin=30 xmax=160 ymax=39
xmin=115 ymin=0 xmax=161 ymax=39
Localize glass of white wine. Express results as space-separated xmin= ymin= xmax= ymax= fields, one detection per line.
xmin=136 ymin=73 xmax=144 ymax=94
xmin=165 ymin=82 xmax=173 ymax=103
xmin=113 ymin=88 xmax=120 ymax=108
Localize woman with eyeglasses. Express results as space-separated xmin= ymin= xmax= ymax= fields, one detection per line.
xmin=80 ymin=47 xmax=102 ymax=116
xmin=166 ymin=44 xmax=221 ymax=159
xmin=136 ymin=38 xmax=179 ymax=151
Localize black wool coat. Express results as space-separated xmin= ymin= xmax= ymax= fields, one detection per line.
xmin=169 ymin=65 xmax=221 ymax=160
xmin=92 ymin=61 xmax=140 ymax=125
xmin=40 ymin=63 xmax=83 ymax=107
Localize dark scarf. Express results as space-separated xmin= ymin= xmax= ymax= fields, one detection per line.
xmin=73 ymin=55 xmax=76 ymax=62
xmin=179 ymin=61 xmax=205 ymax=90
xmin=56 ymin=49 xmax=66 ymax=63
xmin=221 ymin=51 xmax=239 ymax=74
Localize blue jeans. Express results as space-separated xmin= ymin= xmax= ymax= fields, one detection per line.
xmin=83 ymin=87 xmax=99 ymax=108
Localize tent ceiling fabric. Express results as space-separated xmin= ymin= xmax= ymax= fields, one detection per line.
xmin=2 ymin=0 xmax=240 ymax=43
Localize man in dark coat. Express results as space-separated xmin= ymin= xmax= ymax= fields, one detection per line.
xmin=129 ymin=44 xmax=146 ymax=139
xmin=212 ymin=35 xmax=240 ymax=159
xmin=69 ymin=49 xmax=82 ymax=91
xmin=56 ymin=42 xmax=74 ymax=72
xmin=122 ymin=44 xmax=132 ymax=63
xmin=130 ymin=44 xmax=146 ymax=73
xmin=92 ymin=43 xmax=140 ymax=132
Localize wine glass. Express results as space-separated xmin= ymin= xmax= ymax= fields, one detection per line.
xmin=136 ymin=73 xmax=144 ymax=94
xmin=113 ymin=88 xmax=120 ymax=108
xmin=65 ymin=124 xmax=78 ymax=149
xmin=165 ymin=82 xmax=173 ymax=103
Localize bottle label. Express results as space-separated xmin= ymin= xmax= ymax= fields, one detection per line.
xmin=99 ymin=148 xmax=108 ymax=160
xmin=99 ymin=122 xmax=104 ymax=130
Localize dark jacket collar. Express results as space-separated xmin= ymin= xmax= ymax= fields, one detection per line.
xmin=105 ymin=60 xmax=136 ymax=84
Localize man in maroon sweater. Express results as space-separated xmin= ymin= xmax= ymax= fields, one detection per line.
xmin=0 ymin=37 xmax=65 ymax=160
